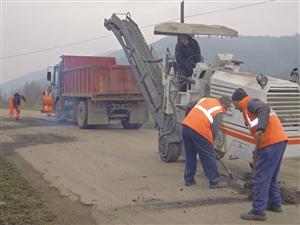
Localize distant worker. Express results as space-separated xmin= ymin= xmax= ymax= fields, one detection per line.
xmin=231 ymin=88 xmax=288 ymax=221
xmin=8 ymin=92 xmax=26 ymax=120
xmin=182 ymin=96 xmax=231 ymax=188
xmin=175 ymin=34 xmax=201 ymax=91
xmin=290 ymin=67 xmax=299 ymax=84
xmin=41 ymin=86 xmax=54 ymax=115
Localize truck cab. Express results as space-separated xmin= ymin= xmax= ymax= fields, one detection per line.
xmin=47 ymin=63 xmax=61 ymax=100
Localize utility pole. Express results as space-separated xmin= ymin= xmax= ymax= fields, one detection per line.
xmin=180 ymin=1 xmax=184 ymax=23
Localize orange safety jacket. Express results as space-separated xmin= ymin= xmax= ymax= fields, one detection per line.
xmin=239 ymin=96 xmax=288 ymax=148
xmin=182 ymin=98 xmax=226 ymax=144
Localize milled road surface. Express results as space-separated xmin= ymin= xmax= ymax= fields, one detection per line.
xmin=1 ymin=110 xmax=299 ymax=224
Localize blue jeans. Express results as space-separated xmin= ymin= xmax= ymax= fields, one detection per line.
xmin=252 ymin=141 xmax=287 ymax=214
xmin=182 ymin=125 xmax=219 ymax=185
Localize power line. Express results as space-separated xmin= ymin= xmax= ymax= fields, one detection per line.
xmin=141 ymin=1 xmax=275 ymax=28
xmin=1 ymin=0 xmax=275 ymax=60
xmin=1 ymin=34 xmax=112 ymax=59
xmin=183 ymin=0 xmax=276 ymax=20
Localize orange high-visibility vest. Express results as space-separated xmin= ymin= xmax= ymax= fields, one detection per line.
xmin=239 ymin=96 xmax=288 ymax=148
xmin=182 ymin=98 xmax=226 ymax=144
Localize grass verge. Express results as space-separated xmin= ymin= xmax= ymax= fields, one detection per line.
xmin=0 ymin=157 xmax=55 ymax=225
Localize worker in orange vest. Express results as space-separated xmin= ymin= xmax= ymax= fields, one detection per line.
xmin=231 ymin=88 xmax=288 ymax=221
xmin=8 ymin=93 xmax=26 ymax=120
xmin=182 ymin=96 xmax=231 ymax=188
xmin=41 ymin=86 xmax=54 ymax=114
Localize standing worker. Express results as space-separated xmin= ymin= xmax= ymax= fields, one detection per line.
xmin=231 ymin=88 xmax=288 ymax=221
xmin=41 ymin=86 xmax=54 ymax=115
xmin=175 ymin=34 xmax=201 ymax=91
xmin=8 ymin=92 xmax=26 ymax=120
xmin=182 ymin=96 xmax=231 ymax=188
xmin=290 ymin=67 xmax=299 ymax=84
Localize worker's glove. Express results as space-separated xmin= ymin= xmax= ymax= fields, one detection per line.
xmin=214 ymin=144 xmax=222 ymax=151
xmin=254 ymin=130 xmax=263 ymax=145
xmin=185 ymin=101 xmax=197 ymax=116
xmin=187 ymin=77 xmax=195 ymax=84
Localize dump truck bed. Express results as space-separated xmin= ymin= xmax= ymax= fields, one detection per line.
xmin=60 ymin=56 xmax=143 ymax=101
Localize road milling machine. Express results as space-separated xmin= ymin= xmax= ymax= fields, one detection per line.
xmin=104 ymin=13 xmax=300 ymax=163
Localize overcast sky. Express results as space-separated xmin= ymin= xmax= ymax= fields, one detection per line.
xmin=1 ymin=0 xmax=299 ymax=84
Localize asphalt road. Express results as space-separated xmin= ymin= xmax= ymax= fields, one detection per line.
xmin=1 ymin=110 xmax=299 ymax=224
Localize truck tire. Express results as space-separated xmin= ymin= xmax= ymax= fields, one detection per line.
xmin=77 ymin=100 xmax=88 ymax=129
xmin=159 ymin=139 xmax=180 ymax=162
xmin=55 ymin=99 xmax=66 ymax=122
xmin=121 ymin=120 xmax=142 ymax=129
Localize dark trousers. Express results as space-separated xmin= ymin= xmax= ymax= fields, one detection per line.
xmin=252 ymin=141 xmax=287 ymax=214
xmin=182 ymin=125 xmax=219 ymax=185
xmin=178 ymin=68 xmax=192 ymax=92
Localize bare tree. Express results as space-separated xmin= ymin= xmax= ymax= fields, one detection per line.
xmin=20 ymin=81 xmax=47 ymax=106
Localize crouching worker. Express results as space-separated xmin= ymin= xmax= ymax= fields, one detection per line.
xmin=8 ymin=93 xmax=26 ymax=120
xmin=182 ymin=96 xmax=231 ymax=188
xmin=231 ymin=88 xmax=288 ymax=221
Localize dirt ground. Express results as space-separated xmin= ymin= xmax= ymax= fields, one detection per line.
xmin=1 ymin=109 xmax=299 ymax=224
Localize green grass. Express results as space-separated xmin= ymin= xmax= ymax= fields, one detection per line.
xmin=0 ymin=104 xmax=42 ymax=111
xmin=0 ymin=101 xmax=8 ymax=109
xmin=22 ymin=104 xmax=42 ymax=111
xmin=0 ymin=102 xmax=41 ymax=111
xmin=143 ymin=115 xmax=156 ymax=129
xmin=0 ymin=157 xmax=55 ymax=225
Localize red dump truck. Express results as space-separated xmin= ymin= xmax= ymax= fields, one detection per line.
xmin=45 ymin=55 xmax=147 ymax=129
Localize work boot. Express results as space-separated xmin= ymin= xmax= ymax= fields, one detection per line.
xmin=240 ymin=211 xmax=267 ymax=221
xmin=185 ymin=180 xmax=196 ymax=187
xmin=267 ymin=204 xmax=282 ymax=213
xmin=209 ymin=181 xmax=226 ymax=189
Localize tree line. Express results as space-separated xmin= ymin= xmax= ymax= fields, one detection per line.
xmin=0 ymin=81 xmax=48 ymax=109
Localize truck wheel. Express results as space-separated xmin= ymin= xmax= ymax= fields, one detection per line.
xmin=121 ymin=120 xmax=142 ymax=129
xmin=77 ymin=101 xmax=88 ymax=129
xmin=159 ymin=139 xmax=180 ymax=162
xmin=55 ymin=99 xmax=66 ymax=122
